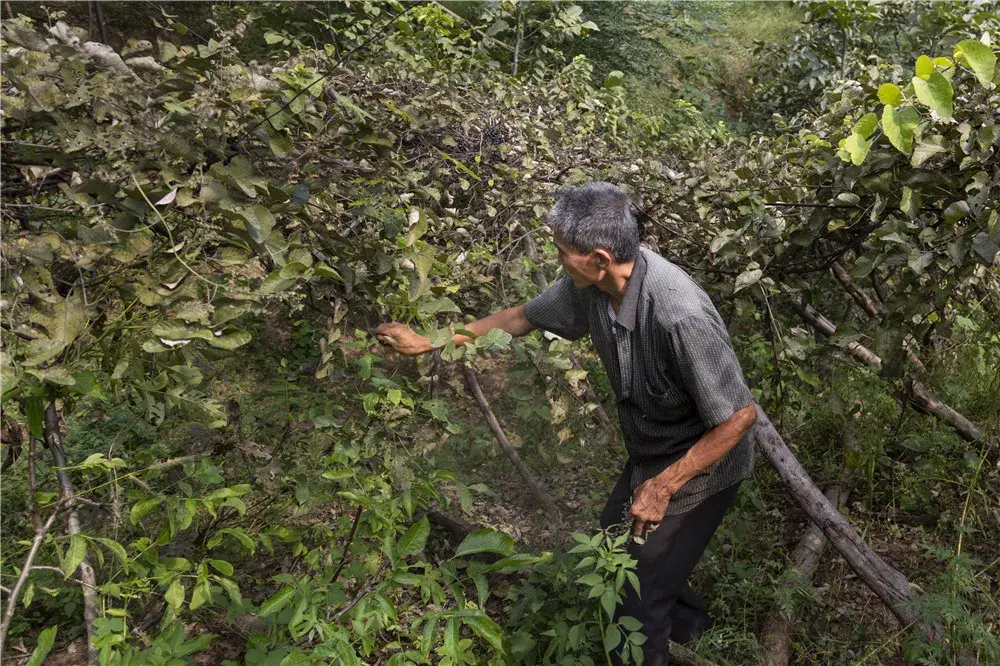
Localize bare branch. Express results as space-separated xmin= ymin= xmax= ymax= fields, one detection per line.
xmin=0 ymin=502 xmax=65 ymax=652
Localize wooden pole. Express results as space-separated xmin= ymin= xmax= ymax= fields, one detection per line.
xmin=754 ymin=408 xmax=922 ymax=629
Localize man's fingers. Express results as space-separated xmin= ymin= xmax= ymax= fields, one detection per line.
xmin=632 ymin=518 xmax=645 ymax=537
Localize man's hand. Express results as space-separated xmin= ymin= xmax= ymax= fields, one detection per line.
xmin=629 ymin=476 xmax=672 ymax=538
xmin=375 ymin=322 xmax=434 ymax=356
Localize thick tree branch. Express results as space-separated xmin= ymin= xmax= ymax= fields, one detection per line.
xmin=795 ymin=303 xmax=984 ymax=442
xmin=760 ymin=420 xmax=861 ymax=666
xmin=830 ymin=262 xmax=925 ymax=370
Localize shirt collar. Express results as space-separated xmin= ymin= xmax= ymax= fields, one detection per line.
xmin=612 ymin=249 xmax=646 ymax=331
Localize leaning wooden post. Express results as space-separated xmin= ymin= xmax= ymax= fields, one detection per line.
xmin=753 ymin=407 xmax=921 ymax=628
xmin=463 ymin=365 xmax=561 ymax=519
xmin=759 ymin=419 xmax=861 ymax=666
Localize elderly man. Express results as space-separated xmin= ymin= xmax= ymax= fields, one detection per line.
xmin=376 ymin=182 xmax=757 ymax=665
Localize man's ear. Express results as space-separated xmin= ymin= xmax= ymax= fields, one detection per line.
xmin=593 ymin=248 xmax=615 ymax=270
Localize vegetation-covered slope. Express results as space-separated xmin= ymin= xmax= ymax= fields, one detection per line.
xmin=1 ymin=2 xmax=997 ymax=665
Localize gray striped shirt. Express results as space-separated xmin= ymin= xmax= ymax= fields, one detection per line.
xmin=524 ymin=247 xmax=755 ymax=515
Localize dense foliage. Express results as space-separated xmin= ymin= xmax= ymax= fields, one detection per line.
xmin=1 ymin=2 xmax=998 ymax=665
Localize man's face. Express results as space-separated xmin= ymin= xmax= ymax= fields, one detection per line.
xmin=554 ymin=235 xmax=602 ymax=288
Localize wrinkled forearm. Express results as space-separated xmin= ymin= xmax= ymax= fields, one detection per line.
xmin=658 ymin=404 xmax=757 ymax=495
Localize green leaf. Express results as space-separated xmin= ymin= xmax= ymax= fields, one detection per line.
xmin=915 ymin=55 xmax=935 ymax=80
xmin=943 ymin=201 xmax=970 ymax=225
xmin=30 ymin=366 xmax=76 ymax=387
xmin=911 ymin=72 xmax=953 ymax=121
xmin=165 ymin=579 xmax=185 ymax=610
xmin=877 ymin=83 xmax=903 ymax=106
xmin=207 ymin=330 xmax=252 ymax=350
xmin=600 ymin=587 xmax=618 ymax=619
xmin=25 ymin=395 xmax=44 ymax=439
xmin=907 ymin=251 xmax=934 ymax=276
xmin=22 ymin=581 xmax=34 ymax=608
xmin=603 ymin=70 xmax=625 ymax=88
xmin=733 ymin=268 xmax=762 ymax=293
xmin=209 ymin=559 xmax=234 ymax=576
xmin=852 ymin=112 xmax=878 ymax=140
xmin=911 ymin=136 xmax=948 ymax=168
xmin=190 ymin=579 xmax=212 ymax=610
xmin=215 ymin=576 xmax=242 ymax=605
xmin=23 ymin=340 xmax=66 ymax=368
xmin=977 ymin=125 xmax=996 ymax=152
xmin=461 ymin=613 xmax=505 ymax=653
xmin=456 ymin=529 xmax=515 ymax=558
xmin=954 ymin=39 xmax=997 ymax=87
xmin=478 ymin=327 xmax=512 ymax=351
xmin=26 ymin=625 xmax=57 ymax=666
xmin=397 ymin=517 xmax=430 ymax=558
xmin=213 ymin=528 xmax=256 ymax=555
xmin=61 ymin=535 xmax=87 ymax=577
xmin=258 ymin=586 xmax=295 ymax=617
xmin=1 ymin=351 xmax=19 ymax=397
xmin=267 ymin=129 xmax=292 ymax=158
xmin=405 ymin=208 xmax=427 ymax=247
xmin=604 ymin=624 xmax=622 ymax=653
xmin=972 ymin=233 xmax=1000 ymax=264
xmin=842 ymin=132 xmax=872 ymax=165
xmin=900 ymin=187 xmax=921 ymax=220
xmin=881 ymin=105 xmax=918 ymax=155
xmin=93 ymin=538 xmax=128 ymax=566
xmin=130 ymin=497 xmax=163 ymax=525
xmin=239 ymin=205 xmax=276 ymax=244
xmin=223 ymin=156 xmax=264 ymax=197
xmin=619 ymin=616 xmax=643 ymax=632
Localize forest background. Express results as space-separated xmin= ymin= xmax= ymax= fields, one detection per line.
xmin=0 ymin=1 xmax=998 ymax=665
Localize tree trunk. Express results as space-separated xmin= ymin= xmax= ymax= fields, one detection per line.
xmin=44 ymin=403 xmax=101 ymax=666
xmin=93 ymin=0 xmax=108 ymax=45
xmin=796 ymin=303 xmax=983 ymax=442
xmin=831 ymin=262 xmax=880 ymax=318
xmin=760 ymin=423 xmax=861 ymax=666
xmin=463 ymin=366 xmax=561 ymax=519
xmin=753 ymin=407 xmax=921 ymax=628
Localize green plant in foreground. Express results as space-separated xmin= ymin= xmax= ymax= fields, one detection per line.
xmin=507 ymin=530 xmax=645 ymax=665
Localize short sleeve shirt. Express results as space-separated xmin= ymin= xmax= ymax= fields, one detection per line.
xmin=524 ymin=248 xmax=756 ymax=516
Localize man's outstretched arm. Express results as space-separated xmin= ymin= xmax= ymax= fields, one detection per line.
xmin=375 ymin=305 xmax=535 ymax=356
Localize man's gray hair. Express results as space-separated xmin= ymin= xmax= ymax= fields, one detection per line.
xmin=547 ymin=182 xmax=640 ymax=263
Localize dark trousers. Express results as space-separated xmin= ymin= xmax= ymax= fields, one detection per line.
xmin=599 ymin=465 xmax=741 ymax=666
